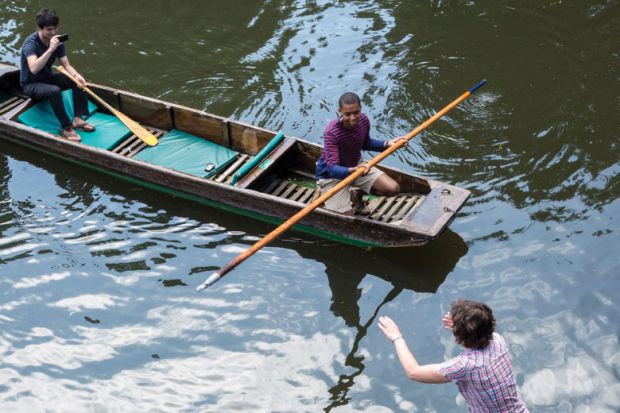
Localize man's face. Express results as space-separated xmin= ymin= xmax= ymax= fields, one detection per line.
xmin=37 ymin=25 xmax=58 ymax=42
xmin=338 ymin=102 xmax=362 ymax=130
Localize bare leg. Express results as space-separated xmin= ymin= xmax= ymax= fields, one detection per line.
xmin=371 ymin=173 xmax=400 ymax=196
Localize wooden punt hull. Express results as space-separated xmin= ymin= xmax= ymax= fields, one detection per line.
xmin=0 ymin=64 xmax=470 ymax=247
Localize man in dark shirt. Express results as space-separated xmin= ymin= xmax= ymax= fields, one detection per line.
xmin=20 ymin=9 xmax=94 ymax=142
xmin=316 ymin=92 xmax=401 ymax=215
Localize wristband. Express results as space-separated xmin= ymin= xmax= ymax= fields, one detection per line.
xmin=391 ymin=336 xmax=403 ymax=343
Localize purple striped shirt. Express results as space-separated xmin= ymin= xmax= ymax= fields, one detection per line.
xmin=438 ymin=333 xmax=529 ymax=413
xmin=316 ymin=113 xmax=385 ymax=179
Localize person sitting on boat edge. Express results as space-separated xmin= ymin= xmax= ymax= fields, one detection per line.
xmin=316 ymin=92 xmax=402 ymax=216
xmin=20 ymin=8 xmax=95 ymax=143
xmin=378 ymin=299 xmax=529 ymax=412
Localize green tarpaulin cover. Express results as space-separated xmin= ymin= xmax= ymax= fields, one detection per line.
xmin=18 ymin=89 xmax=130 ymax=150
xmin=133 ymin=129 xmax=238 ymax=179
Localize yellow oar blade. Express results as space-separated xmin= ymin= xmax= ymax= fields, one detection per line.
xmin=113 ymin=110 xmax=158 ymax=146
xmin=55 ymin=66 xmax=158 ymax=147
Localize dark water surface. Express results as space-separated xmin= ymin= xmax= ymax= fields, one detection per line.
xmin=1 ymin=1 xmax=618 ymax=411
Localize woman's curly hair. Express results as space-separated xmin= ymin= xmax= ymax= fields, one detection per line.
xmin=450 ymin=299 xmax=496 ymax=349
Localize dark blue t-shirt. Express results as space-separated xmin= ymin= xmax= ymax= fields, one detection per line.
xmin=20 ymin=32 xmax=66 ymax=86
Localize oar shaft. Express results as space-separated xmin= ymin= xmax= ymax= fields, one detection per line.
xmin=197 ymin=80 xmax=486 ymax=291
xmin=55 ymin=66 xmax=114 ymax=112
xmin=55 ymin=66 xmax=158 ymax=146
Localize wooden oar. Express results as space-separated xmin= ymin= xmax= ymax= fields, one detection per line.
xmin=196 ymin=80 xmax=487 ymax=291
xmin=55 ymin=66 xmax=158 ymax=146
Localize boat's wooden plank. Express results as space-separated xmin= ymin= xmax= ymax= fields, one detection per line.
xmin=214 ymin=154 xmax=249 ymax=183
xmin=113 ymin=128 xmax=164 ymax=157
xmin=280 ymin=183 xmax=299 ymax=200
xmin=172 ymin=107 xmax=228 ymax=148
xmin=287 ymin=168 xmax=316 ymax=180
xmin=0 ymin=97 xmax=26 ymax=117
xmin=367 ymin=197 xmax=385 ymax=216
xmin=270 ymin=180 xmax=290 ymax=197
xmin=309 ymin=188 xmax=321 ymax=204
xmin=294 ymin=186 xmax=314 ymax=203
xmin=263 ymin=179 xmax=282 ymax=195
xmin=116 ymin=93 xmax=174 ymax=131
xmin=126 ymin=142 xmax=147 ymax=157
xmin=1 ymin=98 xmax=32 ymax=120
xmin=371 ymin=196 xmax=397 ymax=221
xmin=0 ymin=96 xmax=20 ymax=112
xmin=229 ymin=121 xmax=275 ymax=155
xmin=382 ymin=196 xmax=408 ymax=222
xmin=111 ymin=137 xmax=132 ymax=154
xmin=391 ymin=196 xmax=419 ymax=221
xmin=235 ymin=137 xmax=297 ymax=189
xmin=409 ymin=195 xmax=426 ymax=214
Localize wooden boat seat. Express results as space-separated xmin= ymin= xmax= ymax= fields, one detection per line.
xmin=229 ymin=132 xmax=284 ymax=185
xmin=17 ymin=90 xmax=133 ymax=150
xmin=232 ymin=135 xmax=297 ymax=189
xmin=0 ymin=95 xmax=29 ymax=119
xmin=132 ymin=129 xmax=238 ymax=179
xmin=264 ymin=177 xmax=425 ymax=223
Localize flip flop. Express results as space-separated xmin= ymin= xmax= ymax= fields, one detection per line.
xmin=73 ymin=121 xmax=96 ymax=132
xmin=60 ymin=128 xmax=81 ymax=142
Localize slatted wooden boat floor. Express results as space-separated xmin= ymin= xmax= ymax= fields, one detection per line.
xmin=264 ymin=178 xmax=426 ymax=223
xmin=111 ymin=127 xmax=166 ymax=157
xmin=0 ymin=96 xmax=27 ymax=117
xmin=365 ymin=193 xmax=425 ymax=223
xmin=209 ymin=153 xmax=251 ymax=184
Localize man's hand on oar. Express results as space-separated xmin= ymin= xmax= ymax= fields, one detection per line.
xmin=55 ymin=66 xmax=158 ymax=147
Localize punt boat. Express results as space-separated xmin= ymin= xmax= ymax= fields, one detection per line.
xmin=0 ymin=63 xmax=470 ymax=247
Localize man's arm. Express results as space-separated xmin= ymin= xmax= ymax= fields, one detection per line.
xmin=323 ymin=133 xmax=350 ymax=179
xmin=392 ymin=338 xmax=450 ymax=383
xmin=59 ymin=56 xmax=86 ymax=86
xmin=25 ymin=36 xmax=61 ymax=75
xmin=378 ymin=315 xmax=450 ymax=384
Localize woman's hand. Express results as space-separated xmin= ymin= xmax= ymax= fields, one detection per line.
xmin=442 ymin=312 xmax=453 ymax=331
xmin=378 ymin=315 xmax=403 ymax=342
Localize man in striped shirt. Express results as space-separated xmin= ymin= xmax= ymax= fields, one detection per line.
xmin=378 ymin=300 xmax=529 ymax=412
xmin=316 ymin=92 xmax=401 ymax=215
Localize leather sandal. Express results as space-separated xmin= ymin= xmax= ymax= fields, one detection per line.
xmin=61 ymin=128 xmax=81 ymax=142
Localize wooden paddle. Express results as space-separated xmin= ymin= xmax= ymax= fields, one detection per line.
xmin=55 ymin=66 xmax=158 ymax=146
xmin=196 ymin=80 xmax=487 ymax=291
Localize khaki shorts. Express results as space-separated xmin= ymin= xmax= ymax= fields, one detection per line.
xmin=317 ymin=166 xmax=384 ymax=213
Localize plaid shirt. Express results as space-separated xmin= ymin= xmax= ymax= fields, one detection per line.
xmin=438 ymin=333 xmax=529 ymax=413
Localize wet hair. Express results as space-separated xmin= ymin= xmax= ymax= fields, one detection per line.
xmin=450 ymin=299 xmax=496 ymax=349
xmin=36 ymin=9 xmax=59 ymax=29
xmin=338 ymin=92 xmax=361 ymax=109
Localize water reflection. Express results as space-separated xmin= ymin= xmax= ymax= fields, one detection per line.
xmin=1 ymin=0 xmax=619 ymax=411
xmin=295 ymin=231 xmax=467 ymax=410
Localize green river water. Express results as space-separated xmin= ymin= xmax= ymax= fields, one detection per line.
xmin=0 ymin=1 xmax=618 ymax=411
